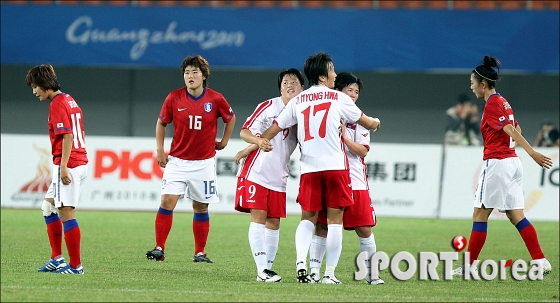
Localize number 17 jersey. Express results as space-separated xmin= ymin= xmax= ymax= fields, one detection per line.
xmin=274 ymin=85 xmax=363 ymax=174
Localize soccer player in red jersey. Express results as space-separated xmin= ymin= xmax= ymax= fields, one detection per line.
xmin=308 ymin=72 xmax=384 ymax=285
xmin=26 ymin=64 xmax=88 ymax=274
xmin=233 ymin=68 xmax=305 ymax=282
xmin=453 ymin=55 xmax=553 ymax=276
xmin=146 ymin=55 xmax=236 ymax=263
xmin=254 ymin=52 xmax=380 ymax=284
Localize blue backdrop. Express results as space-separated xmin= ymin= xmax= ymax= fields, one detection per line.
xmin=1 ymin=4 xmax=558 ymax=72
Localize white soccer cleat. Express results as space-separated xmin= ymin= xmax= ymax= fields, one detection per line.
xmin=366 ymin=277 xmax=385 ymax=285
xmin=452 ymin=265 xmax=478 ymax=276
xmin=309 ymin=272 xmax=321 ymax=284
xmin=542 ymin=259 xmax=552 ymax=276
xmin=452 ymin=266 xmax=464 ymax=276
xmin=321 ymin=275 xmax=342 ymax=284
xmin=256 ymin=269 xmax=282 ymax=282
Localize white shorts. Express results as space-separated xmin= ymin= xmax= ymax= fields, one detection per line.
xmin=161 ymin=156 xmax=220 ymax=203
xmin=474 ymin=157 xmax=524 ymax=212
xmin=45 ymin=164 xmax=88 ymax=208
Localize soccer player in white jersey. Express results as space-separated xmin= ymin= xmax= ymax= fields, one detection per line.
xmin=253 ymin=52 xmax=380 ymax=284
xmin=452 ymin=55 xmax=553 ymax=276
xmin=26 ymin=64 xmax=88 ymax=274
xmin=146 ymin=55 xmax=236 ymax=263
xmin=308 ymin=72 xmax=384 ymax=285
xmin=233 ymin=68 xmax=305 ymax=282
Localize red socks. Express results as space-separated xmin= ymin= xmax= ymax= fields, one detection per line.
xmin=516 ymin=218 xmax=545 ymax=260
xmin=467 ymin=221 xmax=487 ymax=263
xmin=155 ymin=207 xmax=174 ymax=250
xmin=63 ymin=219 xmax=81 ymax=268
xmin=45 ymin=214 xmax=63 ymax=259
xmin=193 ymin=212 xmax=210 ymax=254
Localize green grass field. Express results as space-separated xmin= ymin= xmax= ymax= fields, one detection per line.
xmin=1 ymin=208 xmax=558 ymax=302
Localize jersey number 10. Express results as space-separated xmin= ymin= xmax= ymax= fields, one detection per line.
xmin=70 ymin=113 xmax=86 ymax=149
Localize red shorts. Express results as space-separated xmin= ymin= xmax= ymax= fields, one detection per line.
xmin=298 ymin=170 xmax=353 ymax=213
xmin=317 ymin=190 xmax=376 ymax=230
xmin=234 ymin=177 xmax=286 ymax=218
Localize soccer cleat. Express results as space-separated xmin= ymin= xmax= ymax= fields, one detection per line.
xmin=52 ymin=264 xmax=84 ymax=274
xmin=256 ymin=269 xmax=282 ymax=282
xmin=452 ymin=266 xmax=464 ymax=275
xmin=366 ymin=277 xmax=385 ymax=285
xmin=146 ymin=247 xmax=165 ymax=261
xmin=296 ymin=261 xmax=311 ymax=283
xmin=542 ymin=259 xmax=552 ymax=276
xmin=193 ymin=252 xmax=213 ymax=263
xmin=309 ymin=272 xmax=321 ymax=284
xmin=452 ymin=265 xmax=478 ymax=276
xmin=321 ymin=275 xmax=342 ymax=284
xmin=38 ymin=257 xmax=67 ymax=272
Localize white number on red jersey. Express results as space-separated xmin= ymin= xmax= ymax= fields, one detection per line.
xmin=70 ymin=113 xmax=86 ymax=149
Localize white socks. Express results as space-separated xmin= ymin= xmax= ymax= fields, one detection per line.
xmin=248 ymin=222 xmax=267 ymax=273
xmin=359 ymin=233 xmax=377 ymax=279
xmin=309 ymin=235 xmax=326 ymax=275
xmin=295 ymin=220 xmax=315 ymax=265
xmin=264 ymin=228 xmax=279 ymax=270
xmin=324 ymin=224 xmax=343 ymax=277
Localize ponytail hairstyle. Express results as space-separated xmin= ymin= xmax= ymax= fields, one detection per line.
xmin=472 ymin=55 xmax=500 ymax=89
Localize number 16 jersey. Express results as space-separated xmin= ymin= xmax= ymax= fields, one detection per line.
xmin=159 ymin=87 xmax=235 ymax=160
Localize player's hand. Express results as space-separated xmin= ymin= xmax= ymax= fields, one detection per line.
xmin=371 ymin=118 xmax=380 ymax=132
xmin=157 ymin=150 xmax=168 ymax=168
xmin=530 ymin=151 xmax=553 ymax=169
xmin=256 ymin=137 xmax=273 ymax=152
xmin=60 ymin=166 xmax=72 ymax=185
xmin=234 ymin=150 xmax=249 ymax=164
xmin=215 ymin=140 xmax=227 ymax=150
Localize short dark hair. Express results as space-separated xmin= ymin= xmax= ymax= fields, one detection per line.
xmin=181 ymin=55 xmax=210 ymax=87
xmin=457 ymin=93 xmax=471 ymax=104
xmin=334 ymin=72 xmax=362 ymax=92
xmin=25 ymin=64 xmax=61 ymax=91
xmin=277 ymin=68 xmax=305 ymax=91
xmin=303 ymin=52 xmax=333 ymax=86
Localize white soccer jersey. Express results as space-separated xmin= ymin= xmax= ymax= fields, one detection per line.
xmin=344 ymin=122 xmax=371 ymax=190
xmin=275 ymin=85 xmax=363 ymax=174
xmin=238 ymin=97 xmax=297 ymax=192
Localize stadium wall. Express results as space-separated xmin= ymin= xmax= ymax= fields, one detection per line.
xmin=1 ymin=134 xmax=557 ymax=221
xmin=1 ymin=65 xmax=559 ymax=145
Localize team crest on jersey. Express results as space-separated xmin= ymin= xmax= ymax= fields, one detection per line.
xmin=204 ymin=102 xmax=213 ymax=113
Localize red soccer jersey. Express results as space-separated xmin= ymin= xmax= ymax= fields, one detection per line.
xmin=159 ymin=87 xmax=234 ymax=160
xmin=480 ymin=93 xmax=518 ymax=160
xmin=48 ymin=93 xmax=88 ymax=168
